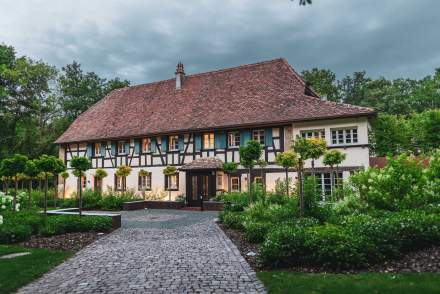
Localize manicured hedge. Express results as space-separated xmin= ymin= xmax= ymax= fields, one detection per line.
xmin=260 ymin=210 xmax=440 ymax=269
xmin=0 ymin=211 xmax=113 ymax=244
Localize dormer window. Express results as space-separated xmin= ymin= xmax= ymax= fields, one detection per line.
xmin=142 ymin=138 xmax=152 ymax=153
xmin=118 ymin=141 xmax=127 ymax=154
xmin=94 ymin=143 xmax=101 ymax=156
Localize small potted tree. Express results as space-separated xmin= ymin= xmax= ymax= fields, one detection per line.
xmin=70 ymin=156 xmax=92 ymax=217
xmin=0 ymin=154 xmax=28 ymax=212
xmin=163 ymin=166 xmax=177 ymax=201
xmin=36 ymin=155 xmax=66 ymax=214
xmin=292 ymin=137 xmax=314 ymax=217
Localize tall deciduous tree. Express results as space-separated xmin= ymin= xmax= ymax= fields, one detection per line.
xmin=302 ymin=68 xmax=339 ymax=101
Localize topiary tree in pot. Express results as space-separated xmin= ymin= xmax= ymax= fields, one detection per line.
xmin=239 ymin=140 xmax=263 ymax=203
xmin=70 ymin=156 xmax=91 ymax=217
xmin=275 ymin=150 xmax=299 ymax=197
xmin=163 ymin=166 xmax=177 ymax=201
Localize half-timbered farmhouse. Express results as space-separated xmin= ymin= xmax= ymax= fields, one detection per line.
xmin=55 ymin=58 xmax=375 ymax=206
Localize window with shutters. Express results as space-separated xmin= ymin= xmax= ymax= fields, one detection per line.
xmin=203 ymin=133 xmax=215 ymax=149
xmin=142 ymin=138 xmax=151 ymax=153
xmin=300 ymin=129 xmax=325 ymax=139
xmin=228 ymin=131 xmax=240 ymax=148
xmin=331 ymin=127 xmax=358 ymax=145
xmin=139 ymin=174 xmax=152 ymax=190
xmin=169 ymin=135 xmax=179 ymax=151
xmin=117 ymin=141 xmax=127 ymax=154
xmin=94 ymin=143 xmax=101 ymax=156
xmin=252 ymin=129 xmax=265 ymax=145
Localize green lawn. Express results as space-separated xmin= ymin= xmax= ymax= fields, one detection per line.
xmin=258 ymin=271 xmax=440 ymax=294
xmin=0 ymin=245 xmax=72 ymax=294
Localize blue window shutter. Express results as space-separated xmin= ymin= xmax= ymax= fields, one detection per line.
xmin=178 ymin=135 xmax=184 ymax=151
xmin=125 ymin=141 xmax=130 ymax=154
xmin=215 ymin=132 xmax=226 ymax=149
xmin=87 ymin=143 xmax=93 ymax=158
xmin=240 ymin=130 xmax=251 ymax=146
xmin=100 ymin=142 xmax=106 ymax=157
xmin=265 ymin=128 xmax=273 ymax=146
xmin=161 ymin=136 xmax=168 ymax=152
xmin=151 ymin=137 xmax=157 ymax=153
xmin=111 ymin=142 xmax=116 ymax=156
xmin=195 ymin=134 xmax=202 ymax=151
xmin=134 ymin=139 xmax=140 ymax=154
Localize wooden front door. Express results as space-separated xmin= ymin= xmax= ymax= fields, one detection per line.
xmin=186 ymin=171 xmax=215 ymax=206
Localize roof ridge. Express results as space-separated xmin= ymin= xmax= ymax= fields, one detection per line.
xmin=117 ymin=58 xmax=286 ymax=91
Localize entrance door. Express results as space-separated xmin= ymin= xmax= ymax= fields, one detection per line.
xmin=186 ymin=172 xmax=215 ymax=206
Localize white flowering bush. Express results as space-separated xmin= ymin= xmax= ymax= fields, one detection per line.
xmin=349 ymin=152 xmax=440 ymax=211
xmin=0 ymin=191 xmax=27 ymax=212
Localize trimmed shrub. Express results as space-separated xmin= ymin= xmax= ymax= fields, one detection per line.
xmin=219 ymin=211 xmax=245 ymax=230
xmin=0 ymin=224 xmax=32 ymax=244
xmin=39 ymin=215 xmax=113 ymax=236
xmin=243 ymin=221 xmax=272 ymax=243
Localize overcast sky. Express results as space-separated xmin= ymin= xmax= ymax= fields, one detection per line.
xmin=1 ymin=0 xmax=439 ymax=84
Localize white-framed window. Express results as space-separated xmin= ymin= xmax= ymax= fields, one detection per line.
xmin=331 ymin=127 xmax=358 ymax=145
xmin=228 ymin=131 xmax=240 ymax=148
xmin=94 ymin=143 xmax=101 ymax=156
xmin=166 ymin=174 xmax=179 ymax=190
xmin=118 ymin=141 xmax=127 ymax=154
xmin=203 ymin=133 xmax=215 ymax=149
xmin=142 ymin=138 xmax=152 ymax=153
xmin=300 ymin=129 xmax=325 ymax=139
xmin=307 ymin=172 xmax=343 ymax=201
xmin=169 ymin=135 xmax=179 ymax=151
xmin=252 ymin=129 xmax=265 ymax=145
xmin=231 ymin=176 xmax=240 ymax=192
xmin=139 ymin=174 xmax=152 ymax=190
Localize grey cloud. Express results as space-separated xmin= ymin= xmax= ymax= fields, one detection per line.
xmin=0 ymin=0 xmax=439 ymax=84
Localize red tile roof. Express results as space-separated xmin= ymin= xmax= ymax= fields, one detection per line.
xmin=55 ymin=58 xmax=375 ymax=144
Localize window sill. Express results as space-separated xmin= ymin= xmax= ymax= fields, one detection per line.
xmin=166 ymin=188 xmax=179 ymax=191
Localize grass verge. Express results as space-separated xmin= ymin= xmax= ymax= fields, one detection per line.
xmin=257 ymin=271 xmax=440 ymax=294
xmin=0 ymin=245 xmax=72 ymax=294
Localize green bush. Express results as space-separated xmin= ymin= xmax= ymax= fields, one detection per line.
xmin=0 ymin=224 xmax=32 ymax=244
xmin=219 ymin=211 xmax=245 ymax=230
xmin=261 ymin=210 xmax=440 ymax=269
xmin=243 ymin=221 xmax=273 ymax=243
xmin=39 ymin=215 xmax=113 ymax=236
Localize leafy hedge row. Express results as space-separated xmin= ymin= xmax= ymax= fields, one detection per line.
xmin=0 ymin=211 xmax=113 ymax=244
xmin=260 ymin=210 xmax=440 ymax=269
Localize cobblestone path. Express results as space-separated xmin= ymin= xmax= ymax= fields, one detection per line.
xmin=19 ymin=209 xmax=266 ymax=294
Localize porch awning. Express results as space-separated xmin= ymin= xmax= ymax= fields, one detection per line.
xmin=179 ymin=157 xmax=223 ymax=171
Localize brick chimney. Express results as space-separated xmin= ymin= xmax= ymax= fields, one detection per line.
xmin=175 ymin=62 xmax=185 ymax=90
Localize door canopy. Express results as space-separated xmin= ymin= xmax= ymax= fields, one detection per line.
xmin=179 ymin=158 xmax=223 ymax=171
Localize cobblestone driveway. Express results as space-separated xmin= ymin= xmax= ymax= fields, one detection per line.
xmin=19 ymin=209 xmax=266 ymax=294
